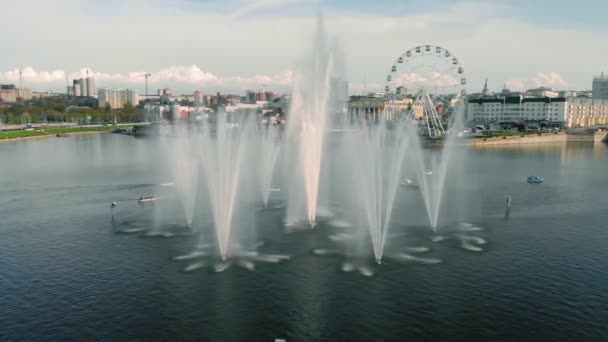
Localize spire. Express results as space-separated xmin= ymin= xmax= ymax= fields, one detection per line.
xmin=482 ymin=78 xmax=489 ymax=95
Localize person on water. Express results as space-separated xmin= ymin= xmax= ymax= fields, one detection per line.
xmin=505 ymin=195 xmax=512 ymax=208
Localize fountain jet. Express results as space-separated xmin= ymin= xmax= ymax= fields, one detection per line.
xmin=257 ymin=125 xmax=281 ymax=208
xmin=285 ymin=12 xmax=335 ymax=228
xmin=199 ymin=113 xmax=253 ymax=261
xmin=341 ymin=120 xmax=411 ymax=262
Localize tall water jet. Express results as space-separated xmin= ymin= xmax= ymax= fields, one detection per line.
xmin=341 ymin=120 xmax=411 ymax=263
xmin=285 ymin=12 xmax=335 ymax=228
xmin=257 ymin=124 xmax=282 ymax=208
xmin=161 ymin=124 xmax=198 ymax=226
xmin=408 ymin=94 xmax=466 ymax=229
xmin=199 ymin=113 xmax=254 ymax=260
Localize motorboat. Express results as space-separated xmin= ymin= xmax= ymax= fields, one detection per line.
xmin=400 ymin=178 xmax=420 ymax=189
xmin=138 ymin=195 xmax=157 ymax=203
xmin=526 ymin=176 xmax=543 ymax=184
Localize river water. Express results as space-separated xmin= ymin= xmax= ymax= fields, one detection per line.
xmin=1 ymin=134 xmax=607 ymax=341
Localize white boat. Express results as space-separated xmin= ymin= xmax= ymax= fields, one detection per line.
xmin=138 ymin=195 xmax=157 ymax=203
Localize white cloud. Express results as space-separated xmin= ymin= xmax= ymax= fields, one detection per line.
xmin=505 ymin=79 xmax=526 ymax=92
xmin=532 ymin=72 xmax=569 ymax=88
xmin=1 ymin=0 xmax=607 ymax=94
xmin=0 ymin=65 xmax=294 ymax=93
xmin=232 ymin=0 xmax=320 ymax=18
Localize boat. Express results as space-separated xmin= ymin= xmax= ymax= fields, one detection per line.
xmin=424 ymin=170 xmax=433 ymax=175
xmin=56 ymin=133 xmax=69 ymax=138
xmin=400 ymin=178 xmax=420 ymax=189
xmin=526 ymin=176 xmax=543 ymax=184
xmin=138 ymin=195 xmax=157 ymax=203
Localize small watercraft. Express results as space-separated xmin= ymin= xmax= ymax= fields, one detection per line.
xmin=138 ymin=195 xmax=157 ymax=203
xmin=400 ymin=178 xmax=420 ymax=189
xmin=111 ymin=201 xmax=117 ymax=208
xmin=526 ymin=176 xmax=543 ymax=184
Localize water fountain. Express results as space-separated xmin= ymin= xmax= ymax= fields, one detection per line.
xmin=285 ymin=12 xmax=335 ymax=228
xmin=406 ymin=95 xmax=466 ymax=229
xmin=163 ymin=124 xmax=198 ymax=227
xmin=257 ymin=124 xmax=282 ymax=209
xmin=197 ymin=113 xmax=255 ymax=261
xmin=340 ymin=120 xmax=411 ymax=263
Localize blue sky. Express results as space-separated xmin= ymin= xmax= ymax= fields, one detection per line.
xmin=1 ymin=0 xmax=607 ymax=94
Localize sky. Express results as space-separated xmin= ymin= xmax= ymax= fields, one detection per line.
xmin=1 ymin=0 xmax=607 ymax=95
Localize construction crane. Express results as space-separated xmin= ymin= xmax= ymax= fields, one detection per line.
xmin=65 ymin=73 xmax=71 ymax=96
xmin=139 ymin=73 xmax=151 ymax=100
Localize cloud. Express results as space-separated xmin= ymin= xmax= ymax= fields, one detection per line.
xmin=1 ymin=0 xmax=607 ymax=94
xmin=232 ymin=0 xmax=319 ymax=18
xmin=532 ymin=72 xmax=569 ymax=88
xmin=0 ymin=65 xmax=294 ymax=93
xmin=505 ymin=79 xmax=525 ymax=91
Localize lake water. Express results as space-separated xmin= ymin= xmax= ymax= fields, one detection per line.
xmin=1 ymin=134 xmax=608 ymax=341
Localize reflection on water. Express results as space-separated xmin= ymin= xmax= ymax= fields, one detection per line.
xmin=1 ymin=135 xmax=608 ymax=341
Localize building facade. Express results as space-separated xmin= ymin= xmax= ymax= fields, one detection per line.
xmin=466 ymin=95 xmax=608 ymax=128
xmin=98 ymin=88 xmax=139 ymax=109
xmin=592 ymin=73 xmax=608 ymax=99
xmin=72 ymin=77 xmax=95 ymax=97
xmin=0 ymin=84 xmax=32 ymax=102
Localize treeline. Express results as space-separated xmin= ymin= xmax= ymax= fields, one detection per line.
xmin=0 ymin=96 xmax=145 ymax=124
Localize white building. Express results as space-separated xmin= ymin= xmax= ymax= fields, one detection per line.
xmin=86 ymin=77 xmax=96 ymax=97
xmin=72 ymin=77 xmax=95 ymax=97
xmin=125 ymin=89 xmax=139 ymax=106
xmin=467 ymin=96 xmax=566 ymax=125
xmin=73 ymin=80 xmax=81 ymax=97
xmin=0 ymin=84 xmax=32 ymax=102
xmin=98 ymin=88 xmax=139 ymax=109
xmin=193 ymin=91 xmax=204 ymax=107
xmin=466 ymin=95 xmax=608 ymax=128
xmin=565 ymin=97 xmax=608 ymax=127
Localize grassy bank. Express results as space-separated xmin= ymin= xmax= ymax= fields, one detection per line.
xmin=45 ymin=125 xmax=130 ymax=134
xmin=0 ymin=130 xmax=49 ymax=139
xmin=0 ymin=125 xmax=132 ymax=140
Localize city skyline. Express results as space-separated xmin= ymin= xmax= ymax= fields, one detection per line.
xmin=2 ymin=0 xmax=608 ymax=94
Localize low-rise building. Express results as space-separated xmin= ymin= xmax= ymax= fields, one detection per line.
xmin=466 ymin=95 xmax=608 ymax=128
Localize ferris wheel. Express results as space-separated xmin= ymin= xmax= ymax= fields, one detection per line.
xmin=384 ymin=45 xmax=467 ymax=137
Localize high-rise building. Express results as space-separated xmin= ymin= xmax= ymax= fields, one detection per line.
xmin=98 ymin=88 xmax=139 ymax=108
xmin=193 ymin=91 xmax=204 ymax=107
xmin=86 ymin=77 xmax=96 ymax=97
xmin=73 ymin=79 xmax=82 ymax=97
xmin=72 ymin=77 xmax=95 ymax=97
xmin=257 ymin=91 xmax=266 ymax=102
xmin=592 ymin=73 xmax=608 ymax=99
xmin=80 ymin=80 xmax=87 ymax=97
xmin=126 ymin=89 xmax=139 ymax=106
xmin=0 ymin=84 xmax=31 ymax=102
xmin=265 ymin=91 xmax=275 ymax=102
xmin=246 ymin=90 xmax=256 ymax=104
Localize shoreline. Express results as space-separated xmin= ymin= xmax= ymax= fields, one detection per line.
xmin=466 ymin=131 xmax=608 ymax=147
xmin=0 ymin=129 xmax=117 ymax=144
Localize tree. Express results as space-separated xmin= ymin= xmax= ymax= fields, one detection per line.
xmin=104 ymin=103 xmax=112 ymax=123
